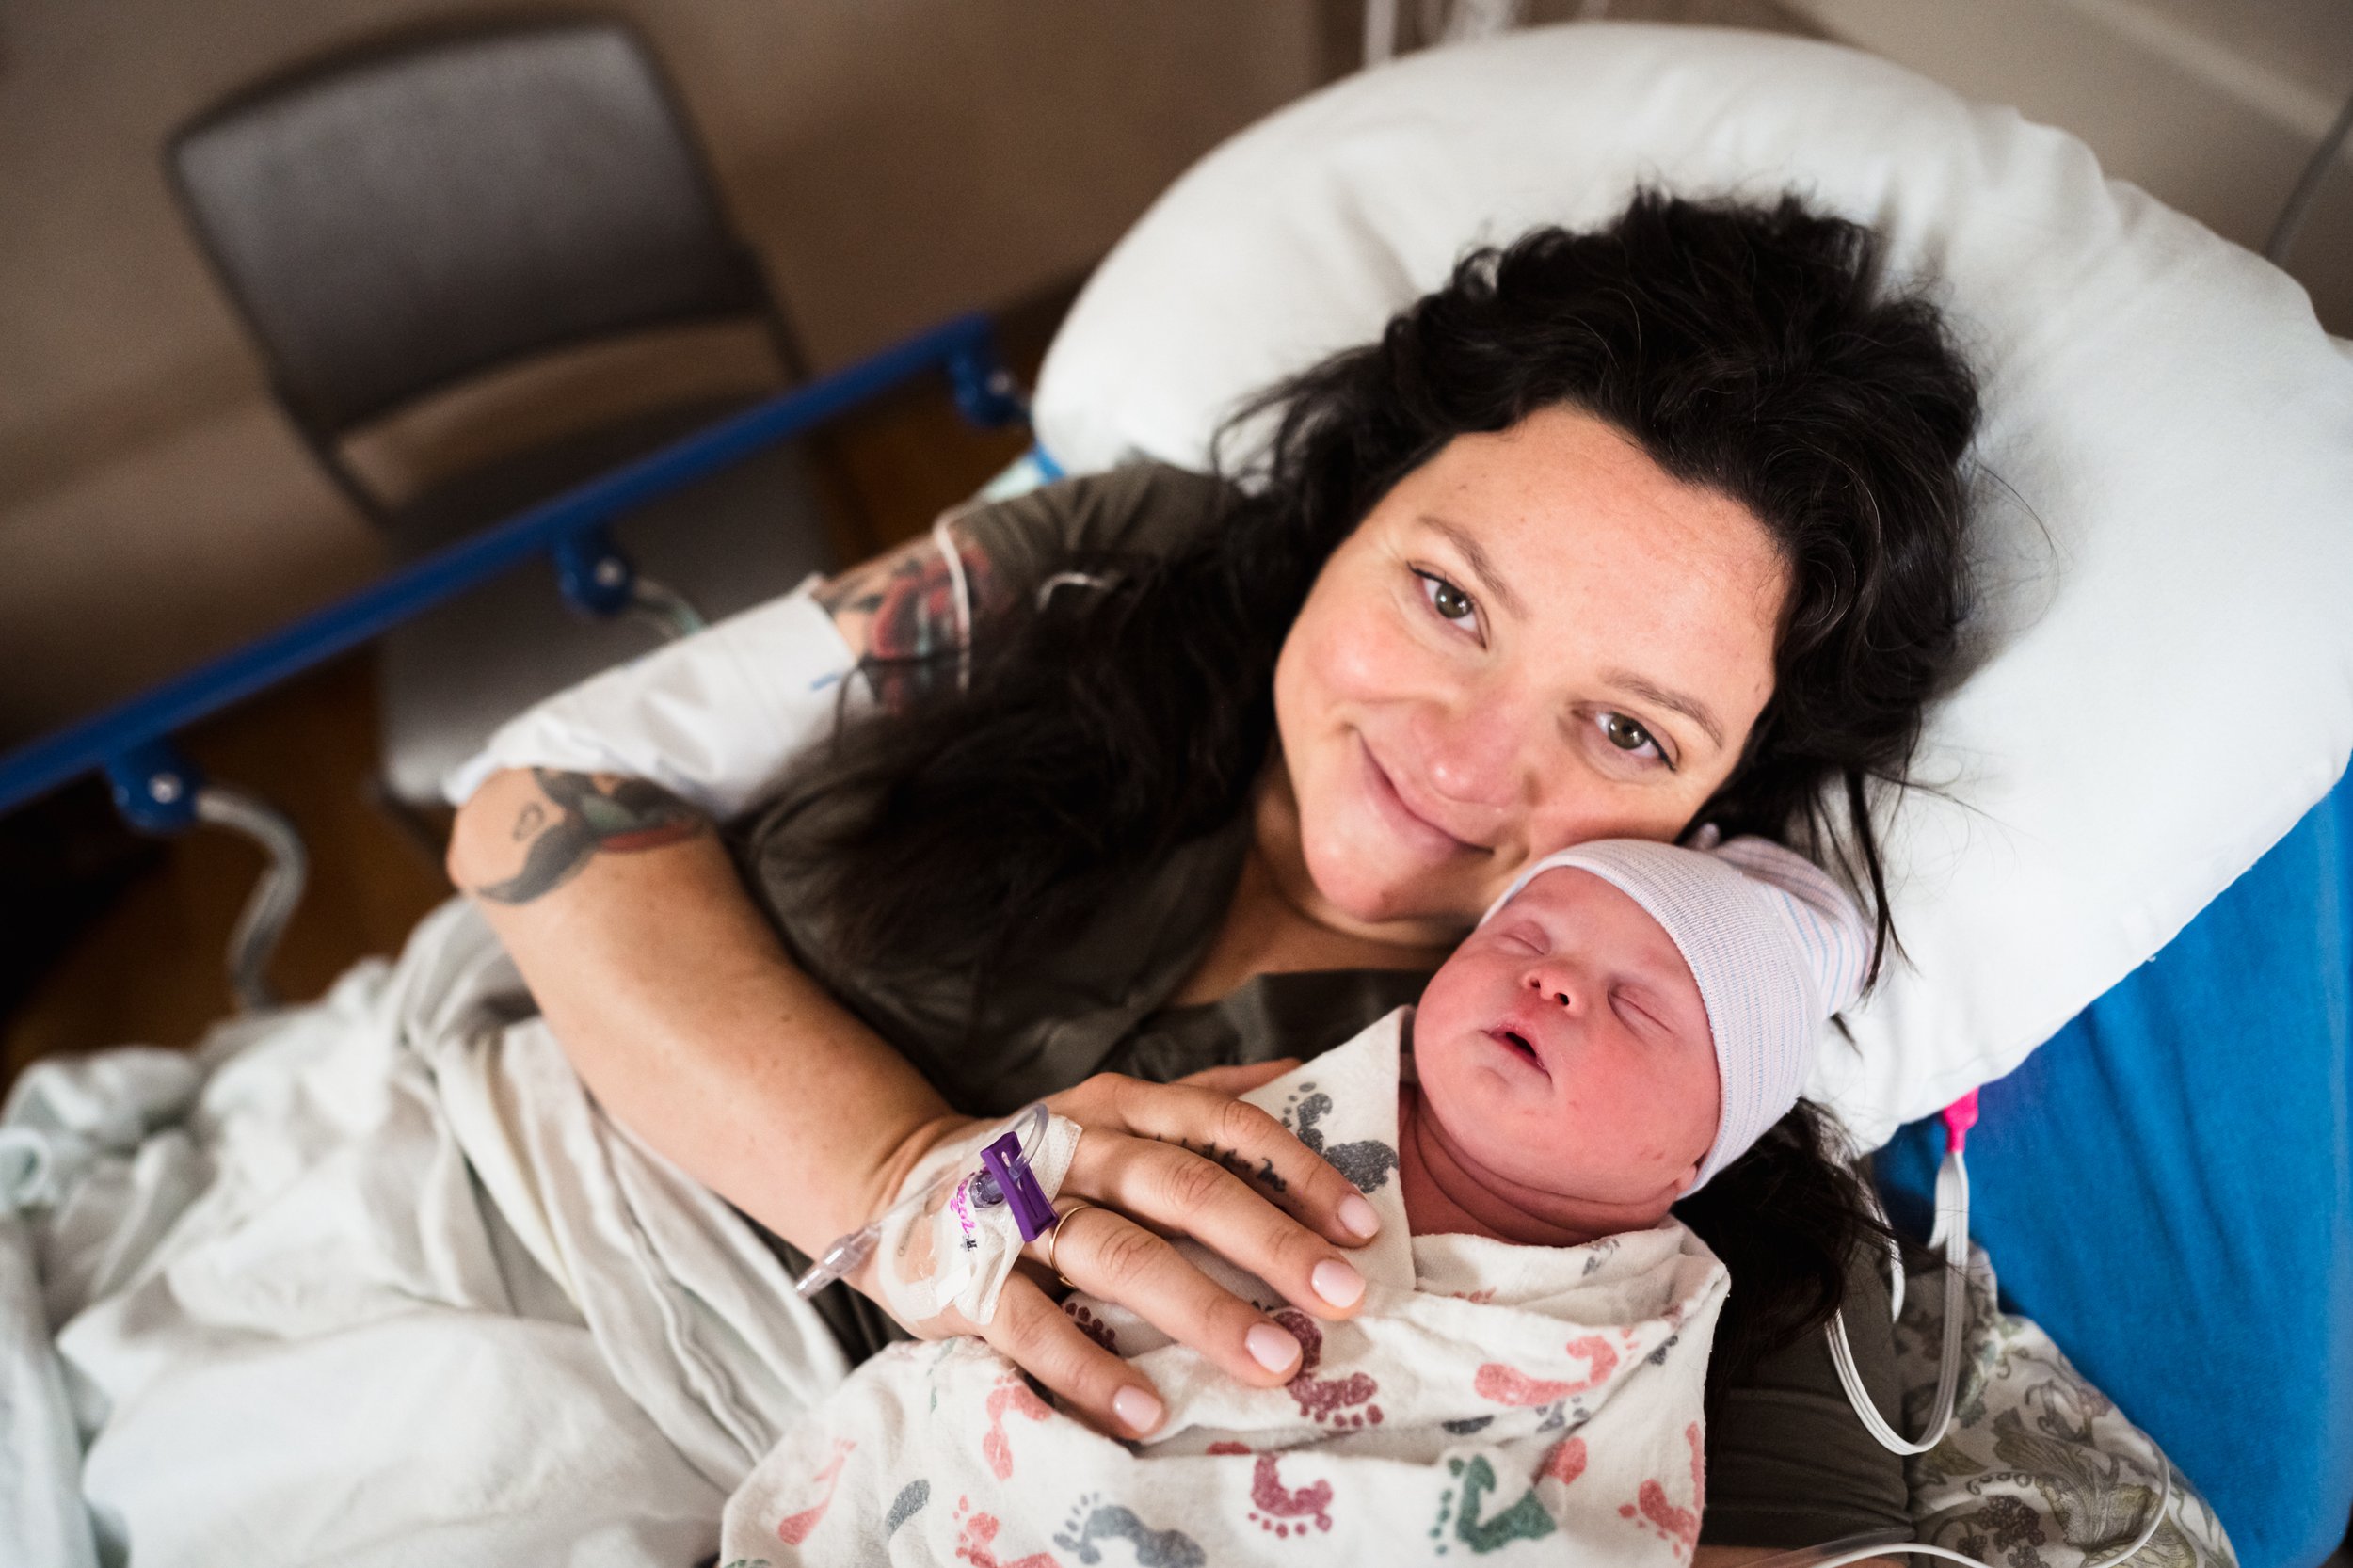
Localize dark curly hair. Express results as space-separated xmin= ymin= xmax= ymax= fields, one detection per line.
xmin=746 ymin=190 xmax=1975 ymax=1374
xmin=1218 ymin=189 xmax=1980 ymax=977
xmin=753 ymin=190 xmax=1977 ymax=988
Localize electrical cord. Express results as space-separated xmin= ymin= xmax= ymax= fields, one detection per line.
xmin=192 ymin=784 xmax=309 ymax=1012
xmin=1800 ymin=1090 xmax=2174 ymax=1568
xmin=2267 ymin=82 xmax=2353 ymax=266
xmin=1823 ymin=1146 xmax=1969 ymax=1455
xmin=933 ymin=512 xmax=975 ymax=694
xmin=626 ymin=576 xmax=709 ymax=642
xmin=1745 ymin=1465 xmax=2173 ymax=1568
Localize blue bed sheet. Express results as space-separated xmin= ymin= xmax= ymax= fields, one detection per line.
xmin=1881 ymin=772 xmax=2353 ymax=1568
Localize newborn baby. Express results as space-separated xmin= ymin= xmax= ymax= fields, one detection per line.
xmin=723 ymin=835 xmax=1867 ymax=1567
xmin=1403 ymin=832 xmax=1867 ymax=1246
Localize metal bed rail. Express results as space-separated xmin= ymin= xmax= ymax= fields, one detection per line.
xmin=0 ymin=310 xmax=1027 ymax=828
xmin=0 ymin=311 xmax=1029 ymax=1006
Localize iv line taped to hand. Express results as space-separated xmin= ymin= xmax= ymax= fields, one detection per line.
xmin=792 ymin=1101 xmax=1084 ymax=1329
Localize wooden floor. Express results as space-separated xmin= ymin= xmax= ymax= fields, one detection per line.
xmin=1 ymin=298 xmax=1061 ymax=1086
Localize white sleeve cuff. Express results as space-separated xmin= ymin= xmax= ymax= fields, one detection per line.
xmin=440 ymin=574 xmax=870 ymax=821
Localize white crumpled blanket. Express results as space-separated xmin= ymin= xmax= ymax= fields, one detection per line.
xmin=0 ymin=900 xmax=2234 ymax=1568
xmin=0 ymin=897 xmax=848 ymax=1568
xmin=720 ymin=1012 xmax=1729 ymax=1567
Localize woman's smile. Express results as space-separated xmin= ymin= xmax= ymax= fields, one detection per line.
xmin=1353 ymin=731 xmax=1487 ymax=863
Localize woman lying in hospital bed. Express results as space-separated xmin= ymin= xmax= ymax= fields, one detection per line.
xmin=720 ymin=835 xmax=1873 ymax=1564
xmin=20 ymin=23 xmax=2337 ymax=1563
xmin=451 ymin=192 xmax=2099 ymax=1553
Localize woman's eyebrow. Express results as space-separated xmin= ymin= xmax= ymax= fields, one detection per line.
xmin=1420 ymin=517 xmax=1529 ymax=620
xmin=1601 ymin=669 xmax=1725 ymax=751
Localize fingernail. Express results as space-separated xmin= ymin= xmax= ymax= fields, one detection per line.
xmin=1112 ymin=1385 xmax=1163 ymax=1435
xmin=1247 ymin=1322 xmax=1302 ymax=1374
xmin=1312 ymin=1258 xmax=1366 ymax=1310
xmin=1338 ymin=1194 xmax=1381 ymax=1239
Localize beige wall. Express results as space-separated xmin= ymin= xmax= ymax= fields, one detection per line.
xmin=10 ymin=0 xmax=2339 ymax=748
xmin=0 ymin=1 xmax=1344 ymax=743
xmin=1785 ymin=0 xmax=2353 ymax=334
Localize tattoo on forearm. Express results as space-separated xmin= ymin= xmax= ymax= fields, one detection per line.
xmin=1185 ymin=1140 xmax=1289 ymax=1195
xmin=472 ymin=770 xmax=709 ymax=904
xmin=813 ymin=520 xmax=1000 ymax=712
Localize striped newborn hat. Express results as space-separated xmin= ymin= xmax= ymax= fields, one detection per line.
xmin=1478 ymin=833 xmax=1870 ymax=1192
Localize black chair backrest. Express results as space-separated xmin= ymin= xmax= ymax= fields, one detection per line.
xmin=170 ymin=21 xmax=782 ymax=447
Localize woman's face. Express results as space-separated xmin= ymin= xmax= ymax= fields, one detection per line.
xmin=1271 ymin=405 xmax=1789 ymax=937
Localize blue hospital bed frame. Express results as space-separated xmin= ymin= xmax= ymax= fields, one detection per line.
xmin=0 ymin=312 xmax=1033 ymax=832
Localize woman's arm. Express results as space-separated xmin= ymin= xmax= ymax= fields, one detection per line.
xmin=447 ymin=525 xmax=1379 ymax=1436
xmin=448 ymin=765 xmax=952 ymax=1250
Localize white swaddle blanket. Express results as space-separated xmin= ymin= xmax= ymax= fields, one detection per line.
xmin=721 ymin=1011 xmax=1728 ymax=1565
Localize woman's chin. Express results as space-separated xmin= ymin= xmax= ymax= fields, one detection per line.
xmin=1301 ymin=843 xmax=1482 ymax=942
xmin=1303 ymin=832 xmax=1427 ymax=920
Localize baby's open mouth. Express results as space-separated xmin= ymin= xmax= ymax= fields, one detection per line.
xmin=1487 ymin=1027 xmax=1547 ymax=1074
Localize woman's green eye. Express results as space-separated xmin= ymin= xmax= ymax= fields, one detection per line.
xmin=1420 ymin=573 xmax=1475 ymax=622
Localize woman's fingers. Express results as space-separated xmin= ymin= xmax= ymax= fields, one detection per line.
xmin=1086 ymin=1131 xmax=1369 ymax=1324
xmin=1038 ymin=1201 xmax=1311 ymax=1391
xmin=1080 ymin=1076 xmax=1384 ymax=1254
xmin=980 ymin=1272 xmax=1166 ymax=1438
xmin=1169 ymin=1058 xmax=1300 ymax=1096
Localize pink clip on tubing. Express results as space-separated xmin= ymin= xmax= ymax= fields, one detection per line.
xmin=1941 ymin=1089 xmax=1981 ymax=1155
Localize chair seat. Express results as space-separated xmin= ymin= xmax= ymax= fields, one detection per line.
xmin=376 ymin=405 xmax=835 ymax=805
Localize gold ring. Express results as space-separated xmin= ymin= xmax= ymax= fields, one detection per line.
xmin=1042 ymin=1198 xmax=1096 ymax=1287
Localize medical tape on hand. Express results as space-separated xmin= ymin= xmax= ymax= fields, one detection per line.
xmin=875 ymin=1112 xmax=1083 ymax=1328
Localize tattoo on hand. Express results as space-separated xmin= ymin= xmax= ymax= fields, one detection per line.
xmin=1186 ymin=1140 xmax=1289 ymax=1195
xmin=472 ymin=770 xmax=708 ymax=904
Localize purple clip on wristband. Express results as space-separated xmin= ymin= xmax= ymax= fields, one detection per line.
xmin=979 ymin=1129 xmax=1057 ymax=1242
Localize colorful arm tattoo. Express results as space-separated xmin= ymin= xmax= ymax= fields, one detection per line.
xmin=471 ymin=770 xmax=710 ymax=905
xmin=813 ymin=517 xmax=1000 ymax=711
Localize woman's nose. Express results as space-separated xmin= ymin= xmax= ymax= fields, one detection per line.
xmin=1414 ymin=693 xmax=1529 ymax=810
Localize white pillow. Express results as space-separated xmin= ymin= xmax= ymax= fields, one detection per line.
xmin=1032 ymin=23 xmax=2353 ymax=1148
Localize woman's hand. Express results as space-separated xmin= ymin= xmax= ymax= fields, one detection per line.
xmin=889 ymin=1063 xmax=1383 ymax=1441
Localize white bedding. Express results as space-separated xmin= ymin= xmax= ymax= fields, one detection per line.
xmin=0 ymin=899 xmax=848 ymax=1568
xmin=0 ymin=904 xmax=2240 ymax=1566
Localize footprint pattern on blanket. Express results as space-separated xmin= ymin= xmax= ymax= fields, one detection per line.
xmin=886 ymin=1480 xmax=931 ymax=1538
xmin=1429 ymin=1454 xmax=1560 ymax=1555
xmin=953 ymin=1496 xmax=1058 ymax=1568
xmin=1062 ymin=1300 xmax=1118 ymax=1352
xmin=1243 ymin=1451 xmax=1336 ymax=1537
xmin=982 ymin=1371 xmax=1055 ymax=1480
xmin=1473 ymin=1335 xmax=1618 ymax=1406
xmin=1279 ymin=1085 xmax=1399 ymax=1194
xmin=1052 ymin=1493 xmax=1208 ymax=1566
xmin=1618 ymin=1422 xmax=1705 ymax=1560
xmin=1540 ymin=1436 xmax=1589 ymax=1488
xmin=775 ymin=1438 xmax=856 ymax=1546
xmin=1270 ymin=1307 xmax=1384 ymax=1428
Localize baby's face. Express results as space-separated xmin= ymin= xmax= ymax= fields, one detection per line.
xmin=1412 ymin=867 xmax=1721 ymax=1210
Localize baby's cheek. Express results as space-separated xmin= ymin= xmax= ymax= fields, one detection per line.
xmin=1574 ymin=1060 xmax=1704 ymax=1175
xmin=1410 ymin=968 xmax=1474 ymax=1048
